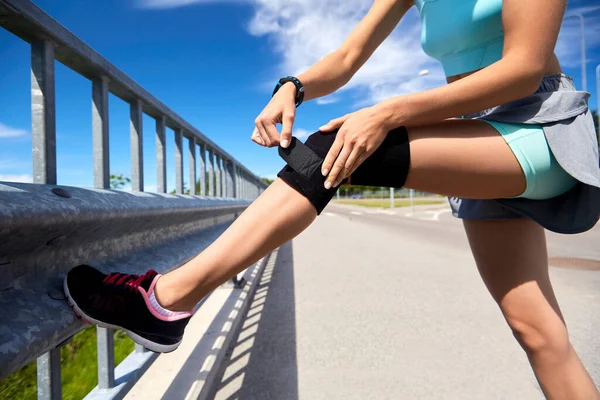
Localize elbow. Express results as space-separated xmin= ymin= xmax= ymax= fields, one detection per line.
xmin=518 ymin=62 xmax=546 ymax=97
xmin=523 ymin=70 xmax=544 ymax=96
xmin=503 ymin=52 xmax=546 ymax=97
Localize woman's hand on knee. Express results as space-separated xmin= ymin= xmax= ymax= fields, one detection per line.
xmin=320 ymin=107 xmax=390 ymax=188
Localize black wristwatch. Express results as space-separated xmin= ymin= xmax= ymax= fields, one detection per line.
xmin=273 ymin=76 xmax=305 ymax=107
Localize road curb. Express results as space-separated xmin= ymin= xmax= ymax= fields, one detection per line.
xmin=193 ymin=251 xmax=273 ymax=400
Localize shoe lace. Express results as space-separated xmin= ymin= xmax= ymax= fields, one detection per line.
xmin=91 ymin=270 xmax=156 ymax=313
xmin=103 ymin=270 xmax=155 ymax=291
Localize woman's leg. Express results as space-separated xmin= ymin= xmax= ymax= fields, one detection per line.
xmin=155 ymin=178 xmax=317 ymax=310
xmin=464 ymin=218 xmax=599 ymax=400
xmin=156 ymin=118 xmax=527 ymax=310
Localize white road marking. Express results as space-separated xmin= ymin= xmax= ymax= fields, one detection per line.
xmin=350 ymin=211 xmax=363 ymax=215
xmin=376 ymin=210 xmax=396 ymax=215
xmin=324 ymin=212 xmax=337 ymax=217
xmin=403 ymin=208 xmax=451 ymax=221
xmin=432 ymin=209 xmax=451 ymax=220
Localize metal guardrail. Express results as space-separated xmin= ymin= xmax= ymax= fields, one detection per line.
xmin=0 ymin=0 xmax=267 ymax=398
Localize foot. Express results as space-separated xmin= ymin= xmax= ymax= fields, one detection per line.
xmin=64 ymin=264 xmax=193 ymax=353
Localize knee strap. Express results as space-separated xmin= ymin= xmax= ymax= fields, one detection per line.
xmin=277 ymin=127 xmax=410 ymax=214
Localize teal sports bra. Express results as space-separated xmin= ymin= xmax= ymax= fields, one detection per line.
xmin=414 ymin=0 xmax=504 ymax=77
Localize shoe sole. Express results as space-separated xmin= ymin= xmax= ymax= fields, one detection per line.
xmin=63 ymin=277 xmax=181 ymax=353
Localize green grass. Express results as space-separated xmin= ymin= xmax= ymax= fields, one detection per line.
xmin=0 ymin=327 xmax=135 ymax=400
xmin=335 ymin=198 xmax=445 ymax=209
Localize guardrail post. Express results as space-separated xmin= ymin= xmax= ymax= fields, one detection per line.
xmin=237 ymin=167 xmax=242 ymax=199
xmin=208 ymin=148 xmax=215 ymax=197
xmin=245 ymin=174 xmax=249 ymax=200
xmin=37 ymin=349 xmax=61 ymax=400
xmin=198 ymin=142 xmax=206 ymax=196
xmin=189 ymin=137 xmax=197 ymax=195
xmin=242 ymin=171 xmax=248 ymax=200
xmin=240 ymin=172 xmax=244 ymax=200
xmin=175 ymin=128 xmax=184 ymax=194
xmin=92 ymin=76 xmax=110 ymax=189
xmin=227 ymin=161 xmax=236 ymax=198
xmin=90 ymin=82 xmax=118 ymax=379
xmin=215 ymin=154 xmax=222 ymax=197
xmin=221 ymin=157 xmax=227 ymax=198
xmin=156 ymin=116 xmax=167 ymax=193
xmin=135 ymin=343 xmax=148 ymax=353
xmin=97 ymin=326 xmax=115 ymax=389
xmin=31 ymin=39 xmax=57 ymax=185
xmin=130 ymin=99 xmax=144 ymax=191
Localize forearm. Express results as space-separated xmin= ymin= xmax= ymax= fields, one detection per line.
xmin=375 ymin=55 xmax=544 ymax=128
xmin=295 ymin=50 xmax=355 ymax=101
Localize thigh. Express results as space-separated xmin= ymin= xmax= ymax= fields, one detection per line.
xmin=463 ymin=218 xmax=565 ymax=328
xmin=405 ymin=119 xmax=527 ymax=199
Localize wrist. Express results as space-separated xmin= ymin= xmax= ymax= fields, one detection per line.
xmin=273 ymin=76 xmax=305 ymax=107
xmin=280 ymin=81 xmax=297 ymax=95
xmin=374 ymin=98 xmax=407 ymax=130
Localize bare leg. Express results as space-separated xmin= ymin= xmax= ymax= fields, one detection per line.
xmin=154 ymin=118 xmax=598 ymax=397
xmin=464 ymin=219 xmax=599 ymax=400
xmin=156 ymin=119 xmax=525 ymax=310
xmin=155 ymin=179 xmax=317 ymax=310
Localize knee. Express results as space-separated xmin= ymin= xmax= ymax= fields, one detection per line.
xmin=504 ymin=313 xmax=571 ymax=361
xmin=277 ymin=127 xmax=411 ymax=214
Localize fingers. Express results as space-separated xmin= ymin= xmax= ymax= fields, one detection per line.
xmin=280 ymin=107 xmax=295 ymax=148
xmin=334 ymin=145 xmax=364 ymax=187
xmin=251 ymin=128 xmax=265 ymax=146
xmin=254 ymin=117 xmax=279 ymax=148
xmin=324 ymin=142 xmax=352 ymax=189
xmin=319 ymin=115 xmax=349 ymax=132
xmin=321 ymin=131 xmax=344 ymax=177
xmin=262 ymin=120 xmax=281 ymax=147
xmin=254 ymin=118 xmax=272 ymax=147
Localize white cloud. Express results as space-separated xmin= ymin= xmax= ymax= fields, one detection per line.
xmin=136 ymin=0 xmax=249 ymax=8
xmin=140 ymin=0 xmax=443 ymax=105
xmin=247 ymin=1 xmax=444 ymax=106
xmin=0 ymin=122 xmax=28 ymax=138
xmin=316 ymin=96 xmax=340 ymax=105
xmin=0 ymin=174 xmax=32 ymax=183
xmin=139 ymin=0 xmax=599 ymax=104
xmin=293 ymin=128 xmax=312 ymax=140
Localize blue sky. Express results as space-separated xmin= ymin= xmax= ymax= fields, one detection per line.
xmin=1 ymin=0 xmax=599 ymax=191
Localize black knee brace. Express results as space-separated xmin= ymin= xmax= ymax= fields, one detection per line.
xmin=277 ymin=127 xmax=410 ymax=214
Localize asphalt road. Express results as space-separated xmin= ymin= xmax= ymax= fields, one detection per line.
xmin=206 ymin=202 xmax=600 ymax=400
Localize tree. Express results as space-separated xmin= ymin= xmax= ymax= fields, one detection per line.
xmin=261 ymin=177 xmax=274 ymax=186
xmin=110 ymin=173 xmax=130 ymax=189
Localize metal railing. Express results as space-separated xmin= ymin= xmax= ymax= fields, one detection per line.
xmin=0 ymin=0 xmax=267 ymax=398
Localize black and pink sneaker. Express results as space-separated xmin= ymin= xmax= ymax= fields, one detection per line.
xmin=63 ymin=264 xmax=192 ymax=353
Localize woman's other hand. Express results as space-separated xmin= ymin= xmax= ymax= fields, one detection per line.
xmin=320 ymin=107 xmax=392 ymax=188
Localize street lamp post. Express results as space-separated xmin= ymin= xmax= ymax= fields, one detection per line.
xmin=565 ymin=12 xmax=587 ymax=91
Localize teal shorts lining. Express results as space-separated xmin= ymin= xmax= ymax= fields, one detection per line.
xmin=483 ymin=120 xmax=578 ymax=200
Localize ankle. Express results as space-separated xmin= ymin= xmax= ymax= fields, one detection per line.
xmin=153 ymin=276 xmax=180 ymax=311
